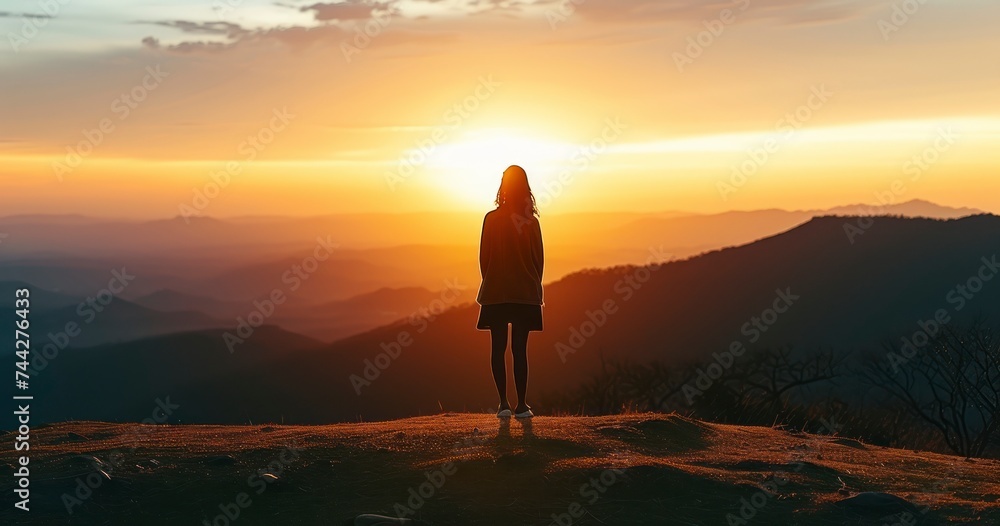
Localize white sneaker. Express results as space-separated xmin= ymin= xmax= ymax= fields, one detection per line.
xmin=497 ymin=408 xmax=512 ymax=418
xmin=514 ymin=408 xmax=534 ymax=419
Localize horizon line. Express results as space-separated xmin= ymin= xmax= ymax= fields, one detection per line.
xmin=0 ymin=199 xmax=992 ymax=223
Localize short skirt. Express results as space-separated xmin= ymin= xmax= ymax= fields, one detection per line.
xmin=476 ymin=302 xmax=543 ymax=331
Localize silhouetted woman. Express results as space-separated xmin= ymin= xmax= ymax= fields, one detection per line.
xmin=476 ymin=165 xmax=544 ymax=419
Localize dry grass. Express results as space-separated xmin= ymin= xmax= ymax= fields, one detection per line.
xmin=3 ymin=413 xmax=999 ymax=525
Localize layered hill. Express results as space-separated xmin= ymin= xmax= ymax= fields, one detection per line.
xmin=9 ymin=215 xmax=1000 ymax=425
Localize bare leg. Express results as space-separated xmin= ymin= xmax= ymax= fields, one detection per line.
xmin=490 ymin=326 xmax=510 ymax=410
xmin=511 ymin=325 xmax=530 ymax=412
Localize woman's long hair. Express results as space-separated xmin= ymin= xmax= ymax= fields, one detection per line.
xmin=495 ymin=165 xmax=538 ymax=217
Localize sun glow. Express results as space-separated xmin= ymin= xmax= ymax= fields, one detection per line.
xmin=424 ymin=129 xmax=576 ymax=206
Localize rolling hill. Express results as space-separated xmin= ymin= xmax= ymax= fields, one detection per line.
xmin=10 ymin=214 xmax=1000 ymax=426
xmin=1 ymin=291 xmax=229 ymax=349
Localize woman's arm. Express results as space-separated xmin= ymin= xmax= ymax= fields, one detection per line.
xmin=531 ymin=218 xmax=544 ymax=278
xmin=479 ymin=214 xmax=491 ymax=278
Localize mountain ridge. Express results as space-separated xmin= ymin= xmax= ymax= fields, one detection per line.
xmin=14 ymin=214 xmax=1000 ymax=426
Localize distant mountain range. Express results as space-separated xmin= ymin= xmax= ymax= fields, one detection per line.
xmin=0 ymin=199 xmax=982 ymax=261
xmin=0 ymin=200 xmax=982 ymax=342
xmin=0 ymin=280 xmax=227 ymax=347
xmin=131 ymin=285 xmax=474 ymax=342
xmin=596 ymin=199 xmax=983 ymax=252
xmin=10 ymin=213 xmax=999 ymax=426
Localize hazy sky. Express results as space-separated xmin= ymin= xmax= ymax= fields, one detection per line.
xmin=1 ymin=0 xmax=998 ymax=217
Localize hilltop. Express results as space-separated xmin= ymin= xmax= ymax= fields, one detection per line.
xmin=3 ymin=413 xmax=999 ymax=525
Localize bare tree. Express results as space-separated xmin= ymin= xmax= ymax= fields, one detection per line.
xmin=572 ymin=350 xmax=685 ymax=414
xmin=569 ymin=347 xmax=842 ymax=420
xmin=861 ymin=321 xmax=1000 ymax=457
xmin=734 ymin=347 xmax=844 ymax=411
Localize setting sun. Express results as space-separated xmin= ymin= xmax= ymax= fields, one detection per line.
xmin=423 ymin=129 xmax=575 ymax=205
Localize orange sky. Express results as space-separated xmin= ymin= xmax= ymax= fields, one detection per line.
xmin=1 ymin=0 xmax=999 ymax=218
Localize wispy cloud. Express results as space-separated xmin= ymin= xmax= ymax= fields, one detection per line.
xmin=541 ymin=0 xmax=886 ymax=26
xmin=0 ymin=11 xmax=53 ymax=19
xmin=145 ymin=20 xmax=250 ymax=37
xmin=300 ymin=1 xmax=391 ymax=21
